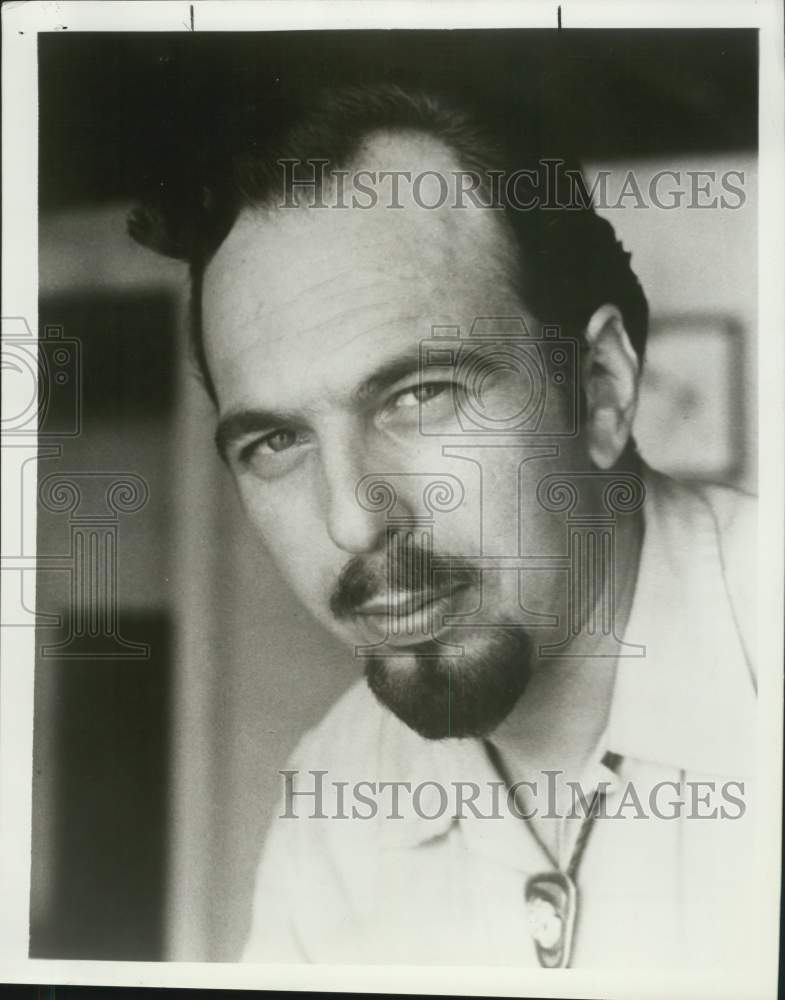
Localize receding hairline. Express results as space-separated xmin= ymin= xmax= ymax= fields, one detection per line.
xmin=201 ymin=133 xmax=529 ymax=384
xmin=207 ymin=125 xmax=523 ymax=305
xmin=139 ymin=86 xmax=648 ymax=403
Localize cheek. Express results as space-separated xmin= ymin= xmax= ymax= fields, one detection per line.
xmin=236 ymin=481 xmax=333 ymax=607
xmin=445 ymin=448 xmax=580 ymax=603
xmin=428 ymin=447 xmax=584 ymax=561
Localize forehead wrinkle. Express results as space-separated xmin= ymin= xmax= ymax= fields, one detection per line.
xmin=205 ymin=218 xmax=434 ymax=346
xmin=220 ymin=280 xmax=430 ymax=360
xmin=299 ymin=310 xmax=436 ymax=362
xmin=216 ymin=271 xmax=422 ymax=354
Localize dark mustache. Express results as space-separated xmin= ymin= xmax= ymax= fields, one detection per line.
xmin=330 ymin=540 xmax=478 ymax=621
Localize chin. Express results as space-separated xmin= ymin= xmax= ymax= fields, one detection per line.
xmin=363 ymin=627 xmax=533 ymax=740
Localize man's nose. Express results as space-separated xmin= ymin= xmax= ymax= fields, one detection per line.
xmin=319 ymin=433 xmax=396 ymax=554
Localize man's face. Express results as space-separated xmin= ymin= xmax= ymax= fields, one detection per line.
xmin=203 ymin=133 xmax=592 ymax=739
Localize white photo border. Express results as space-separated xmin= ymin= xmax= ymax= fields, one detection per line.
xmin=2 ymin=2 xmax=782 ymax=996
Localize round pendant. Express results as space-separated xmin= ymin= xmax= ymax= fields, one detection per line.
xmin=524 ymin=871 xmax=577 ymax=968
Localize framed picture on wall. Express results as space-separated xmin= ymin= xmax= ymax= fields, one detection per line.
xmin=634 ymin=315 xmax=748 ymax=485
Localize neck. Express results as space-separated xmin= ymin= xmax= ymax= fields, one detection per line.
xmin=490 ymin=507 xmax=644 ymax=785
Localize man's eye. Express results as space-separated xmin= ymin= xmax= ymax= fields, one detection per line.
xmin=264 ymin=429 xmax=297 ymax=453
xmin=239 ymin=428 xmax=300 ymax=464
xmin=392 ymin=382 xmax=451 ymax=409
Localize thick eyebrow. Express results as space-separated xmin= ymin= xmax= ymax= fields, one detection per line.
xmin=214 ymin=348 xmax=429 ymax=463
xmin=353 ymin=350 xmax=425 ymax=402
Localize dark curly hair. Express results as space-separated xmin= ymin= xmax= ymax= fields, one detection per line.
xmin=128 ymin=83 xmax=648 ymax=405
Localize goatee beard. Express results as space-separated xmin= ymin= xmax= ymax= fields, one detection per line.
xmin=363 ymin=626 xmax=533 ymax=740
xmin=330 ymin=537 xmax=533 ymax=739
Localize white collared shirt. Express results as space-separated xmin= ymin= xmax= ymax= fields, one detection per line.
xmin=242 ymin=468 xmax=757 ymax=968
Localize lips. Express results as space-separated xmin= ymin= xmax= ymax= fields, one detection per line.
xmin=353 ymin=582 xmax=471 ymax=644
xmin=355 ymin=588 xmax=445 ymax=617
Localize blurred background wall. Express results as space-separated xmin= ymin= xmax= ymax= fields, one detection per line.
xmin=31 ymin=29 xmax=757 ymax=962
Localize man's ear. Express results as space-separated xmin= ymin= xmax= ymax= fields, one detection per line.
xmin=582 ymin=304 xmax=640 ymax=469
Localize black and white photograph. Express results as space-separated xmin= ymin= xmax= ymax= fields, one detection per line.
xmin=1 ymin=2 xmax=783 ymax=996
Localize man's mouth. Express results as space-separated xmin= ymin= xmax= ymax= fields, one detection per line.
xmin=352 ymin=582 xmax=472 ymax=644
